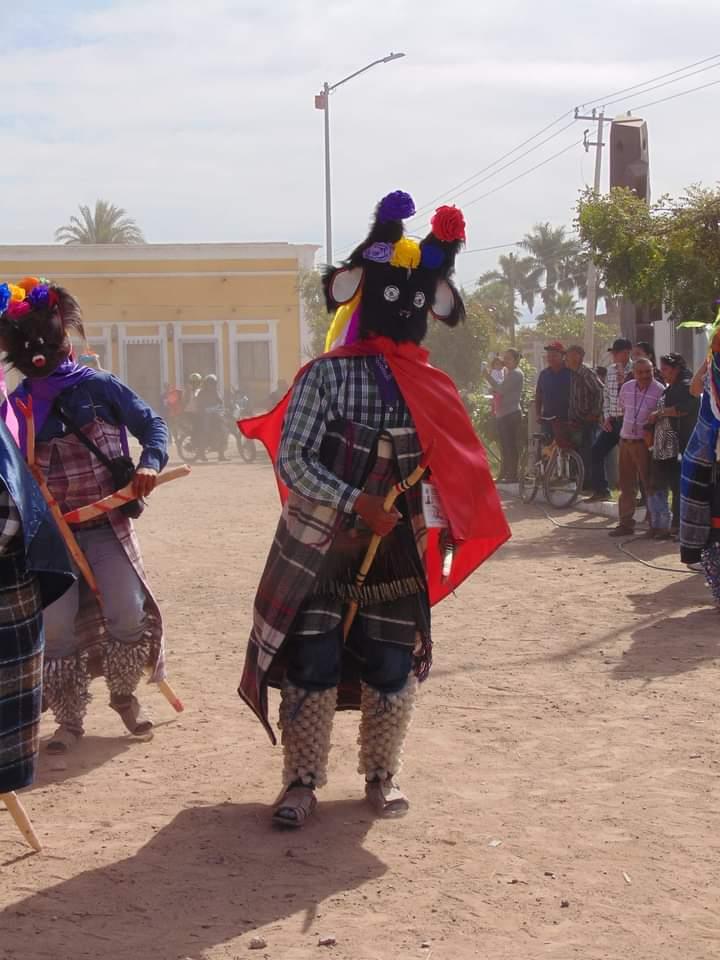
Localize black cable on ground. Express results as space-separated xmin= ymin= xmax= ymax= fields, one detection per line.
xmin=515 ymin=494 xmax=701 ymax=576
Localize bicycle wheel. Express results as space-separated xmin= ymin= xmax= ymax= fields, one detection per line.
xmin=518 ymin=448 xmax=539 ymax=503
xmin=544 ymin=448 xmax=584 ymax=508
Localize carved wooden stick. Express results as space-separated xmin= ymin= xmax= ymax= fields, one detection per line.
xmin=342 ymin=455 xmax=430 ymax=641
xmin=15 ymin=397 xmax=101 ymax=603
xmin=157 ymin=679 xmax=185 ymax=713
xmin=63 ymin=465 xmax=190 ymax=525
xmin=1 ymin=792 xmax=41 ymax=852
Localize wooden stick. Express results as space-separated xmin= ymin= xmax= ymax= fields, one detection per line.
xmin=62 ymin=465 xmax=191 ymax=525
xmin=157 ymin=679 xmax=185 ymax=713
xmin=342 ymin=456 xmax=430 ymax=640
xmin=1 ymin=792 xmax=42 ymax=852
xmin=16 ymin=397 xmax=100 ymax=604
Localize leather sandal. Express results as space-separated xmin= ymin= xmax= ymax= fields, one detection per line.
xmin=365 ymin=777 xmax=410 ymax=818
xmin=46 ymin=725 xmax=82 ymax=754
xmin=272 ymin=784 xmax=317 ymax=829
xmin=110 ymin=695 xmax=154 ymax=737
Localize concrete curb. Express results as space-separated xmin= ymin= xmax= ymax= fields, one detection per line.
xmin=496 ymin=482 xmax=646 ymax=523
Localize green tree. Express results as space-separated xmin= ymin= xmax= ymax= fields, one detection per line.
xmin=477 ymin=252 xmax=540 ymax=344
xmin=576 ymin=185 xmax=720 ymax=326
xmin=55 ymin=200 xmax=145 ymax=244
xmin=471 ymin=278 xmax=520 ymax=346
xmin=298 ymin=270 xmax=331 ymax=357
xmin=520 ymin=222 xmax=581 ymax=311
xmin=425 ymin=290 xmax=494 ymax=392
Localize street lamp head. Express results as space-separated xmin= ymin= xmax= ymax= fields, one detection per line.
xmin=383 ymin=52 xmax=406 ymax=63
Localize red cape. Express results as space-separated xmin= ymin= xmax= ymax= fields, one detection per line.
xmin=240 ymin=336 xmax=510 ymax=604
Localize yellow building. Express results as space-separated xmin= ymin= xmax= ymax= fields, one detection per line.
xmin=0 ymin=242 xmax=318 ymax=411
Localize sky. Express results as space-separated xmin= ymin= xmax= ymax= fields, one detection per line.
xmin=1 ymin=0 xmax=719 ymax=301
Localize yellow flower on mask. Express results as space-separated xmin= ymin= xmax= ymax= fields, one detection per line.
xmin=390 ymin=237 xmax=421 ymax=270
xmin=8 ymin=284 xmax=26 ymax=301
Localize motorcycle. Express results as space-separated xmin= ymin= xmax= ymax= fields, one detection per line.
xmin=231 ymin=394 xmax=257 ymax=463
xmin=178 ymin=406 xmax=227 ymax=463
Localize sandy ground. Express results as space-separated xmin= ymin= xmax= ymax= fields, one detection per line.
xmin=2 ymin=455 xmax=719 ymax=960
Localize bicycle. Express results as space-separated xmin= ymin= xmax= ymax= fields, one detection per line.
xmin=518 ymin=417 xmax=584 ymax=508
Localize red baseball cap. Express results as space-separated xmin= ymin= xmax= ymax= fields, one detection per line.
xmin=544 ymin=340 xmax=566 ymax=353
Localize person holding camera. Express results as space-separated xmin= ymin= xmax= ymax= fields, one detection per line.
xmin=0 ymin=279 xmax=169 ymax=754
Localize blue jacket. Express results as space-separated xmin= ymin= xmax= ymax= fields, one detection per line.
xmin=35 ymin=371 xmax=169 ymax=473
xmin=0 ymin=418 xmax=75 ymax=608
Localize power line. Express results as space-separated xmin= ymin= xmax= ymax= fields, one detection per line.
xmin=579 ymin=52 xmax=720 ymax=109
xmin=632 ymin=75 xmax=720 ymax=111
xmin=411 ymin=52 xmax=720 ymax=222
xmin=409 ymin=110 xmax=574 ymax=220
xmin=602 ymin=58 xmax=720 ymax=110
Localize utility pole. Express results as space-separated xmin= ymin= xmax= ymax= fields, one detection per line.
xmin=575 ymin=107 xmax=605 ymax=359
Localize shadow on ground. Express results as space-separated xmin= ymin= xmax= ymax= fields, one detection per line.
xmin=1 ymin=801 xmax=384 ymax=960
xmin=614 ymin=607 xmax=720 ymax=682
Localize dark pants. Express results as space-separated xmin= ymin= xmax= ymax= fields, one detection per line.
xmin=286 ymin=621 xmax=413 ymax=695
xmin=496 ymin=411 xmax=522 ymax=481
xmin=578 ymin=421 xmax=598 ymax=491
xmin=590 ymin=417 xmax=623 ymax=494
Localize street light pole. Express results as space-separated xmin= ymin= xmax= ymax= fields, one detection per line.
xmin=322 ymin=81 xmax=332 ymax=266
xmin=315 ymin=52 xmax=405 ymax=266
xmin=575 ymin=107 xmax=606 ymax=360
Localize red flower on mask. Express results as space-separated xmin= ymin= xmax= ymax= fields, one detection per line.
xmin=431 ymin=205 xmax=466 ymax=243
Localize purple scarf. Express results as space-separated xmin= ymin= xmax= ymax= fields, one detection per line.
xmin=7 ymin=358 xmax=96 ymax=456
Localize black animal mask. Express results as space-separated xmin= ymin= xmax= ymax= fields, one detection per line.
xmin=323 ymin=191 xmax=466 ymax=347
xmin=0 ymin=282 xmax=84 ymax=379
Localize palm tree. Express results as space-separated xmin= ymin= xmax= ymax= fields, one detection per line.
xmin=469 ymin=279 xmax=519 ymax=344
xmin=478 ymin=252 xmax=540 ymax=344
xmin=55 ymin=200 xmax=145 ymax=244
xmin=520 ymin=223 xmax=580 ymax=311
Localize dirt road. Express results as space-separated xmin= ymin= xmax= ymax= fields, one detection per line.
xmin=2 ymin=459 xmax=718 ymax=960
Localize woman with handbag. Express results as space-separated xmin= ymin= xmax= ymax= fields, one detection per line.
xmin=0 ymin=279 xmax=169 ymax=754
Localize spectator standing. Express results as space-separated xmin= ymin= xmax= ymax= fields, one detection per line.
xmin=535 ymin=341 xmax=572 ymax=438
xmin=566 ymin=345 xmax=604 ymax=491
xmin=586 ymin=337 xmax=633 ymax=502
xmin=609 ymin=357 xmax=665 ymax=536
xmin=485 ymin=348 xmax=524 ymax=482
xmin=645 ymin=353 xmax=698 ymax=536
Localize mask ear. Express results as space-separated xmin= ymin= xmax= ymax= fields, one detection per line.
xmin=431 ymin=279 xmax=464 ymax=326
xmin=326 ymin=266 xmax=364 ymax=308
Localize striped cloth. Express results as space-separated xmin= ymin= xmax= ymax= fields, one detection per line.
xmin=239 ymin=422 xmax=429 ymax=744
xmin=680 ymin=388 xmax=718 ymax=564
xmin=34 ymin=418 xmax=165 ymax=681
xmin=0 ymin=480 xmax=44 ymax=793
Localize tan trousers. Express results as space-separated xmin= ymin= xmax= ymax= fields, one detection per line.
xmin=618 ymin=439 xmax=650 ymax=529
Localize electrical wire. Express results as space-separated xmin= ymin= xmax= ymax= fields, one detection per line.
xmin=631 ymin=76 xmax=720 ymax=112
xmin=408 ymin=113 xmax=575 ymax=221
xmin=602 ymin=59 xmax=720 ymax=111
xmin=533 ymin=503 xmax=700 ymax=575
xmin=579 ymin=52 xmax=720 ymax=109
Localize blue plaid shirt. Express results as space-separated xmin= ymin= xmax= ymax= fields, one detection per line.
xmin=277 ymin=356 xmax=413 ymax=513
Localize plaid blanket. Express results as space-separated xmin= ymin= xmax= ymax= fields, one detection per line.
xmin=680 ymin=389 xmax=718 ymax=564
xmin=36 ymin=418 xmax=165 ymax=682
xmin=239 ymin=423 xmax=428 ymax=743
xmin=0 ymin=487 xmax=44 ymax=793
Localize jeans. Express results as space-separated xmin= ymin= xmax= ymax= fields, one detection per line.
xmin=575 ymin=422 xmax=597 ymax=490
xmin=43 ymin=524 xmax=147 ymax=658
xmin=648 ymin=490 xmax=671 ymax=530
xmin=496 ymin=411 xmax=522 ymax=480
xmin=286 ymin=621 xmax=413 ymax=696
xmin=590 ymin=417 xmax=622 ymax=494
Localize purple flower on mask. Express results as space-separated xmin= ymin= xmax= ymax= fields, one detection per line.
xmin=28 ymin=284 xmax=51 ymax=308
xmin=363 ymin=242 xmax=393 ymax=263
xmin=377 ymin=190 xmax=416 ymax=223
